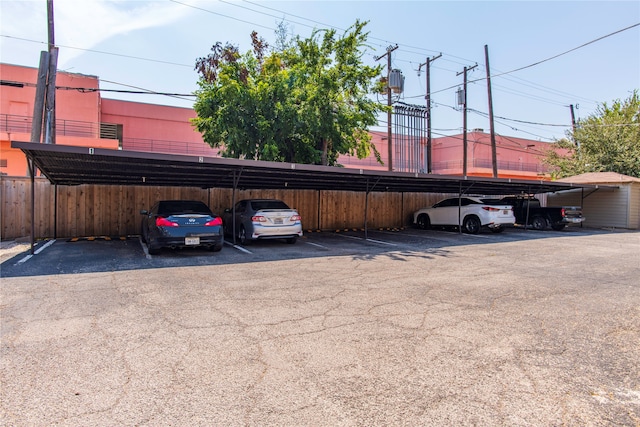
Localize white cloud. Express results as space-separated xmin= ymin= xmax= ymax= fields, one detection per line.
xmin=1 ymin=0 xmax=194 ymax=67
xmin=55 ymin=0 xmax=192 ymax=64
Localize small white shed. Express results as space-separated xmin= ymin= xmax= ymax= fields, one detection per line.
xmin=547 ymin=172 xmax=640 ymax=230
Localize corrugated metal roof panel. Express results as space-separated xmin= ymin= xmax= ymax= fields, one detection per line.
xmin=13 ymin=141 xmax=608 ymax=196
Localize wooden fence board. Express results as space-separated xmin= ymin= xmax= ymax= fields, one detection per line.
xmin=1 ymin=177 xmax=453 ymax=240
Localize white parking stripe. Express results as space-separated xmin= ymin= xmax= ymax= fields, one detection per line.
xmin=15 ymin=239 xmax=56 ymax=264
xmin=139 ymin=237 xmax=152 ymax=259
xmin=464 ymin=233 xmax=491 ymax=239
xmin=306 ymin=241 xmax=328 ymax=249
xmin=34 ymin=239 xmax=56 ymax=254
xmin=16 ymin=254 xmax=33 ymax=265
xmin=231 ymin=244 xmax=252 ymax=254
xmin=337 ymin=233 xmax=397 ymax=246
xmin=365 ymin=238 xmax=397 ymax=246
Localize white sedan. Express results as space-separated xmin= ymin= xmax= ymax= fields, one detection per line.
xmin=413 ymin=197 xmax=515 ymax=234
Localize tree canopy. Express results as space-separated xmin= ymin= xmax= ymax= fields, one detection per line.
xmin=192 ymin=21 xmax=386 ymax=166
xmin=546 ymin=90 xmax=640 ymax=178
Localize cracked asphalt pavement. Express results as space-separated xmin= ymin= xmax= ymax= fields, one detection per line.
xmin=1 ymin=228 xmax=639 ymax=425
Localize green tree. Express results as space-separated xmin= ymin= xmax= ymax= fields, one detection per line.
xmin=192 ymin=21 xmax=386 ymax=166
xmin=546 ymin=91 xmax=640 ymax=178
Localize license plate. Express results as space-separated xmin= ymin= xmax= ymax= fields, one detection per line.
xmin=503 ymin=210 xmax=509 ymax=215
xmin=185 ymin=237 xmax=200 ymax=245
xmin=274 ymin=218 xmax=283 ymax=224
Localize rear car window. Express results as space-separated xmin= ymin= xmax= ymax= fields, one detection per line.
xmin=251 ymin=200 xmax=290 ymax=210
xmin=158 ymin=201 xmax=212 ymax=215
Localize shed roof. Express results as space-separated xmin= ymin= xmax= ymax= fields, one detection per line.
xmin=557 ymin=172 xmax=640 ymax=184
xmin=13 ymin=141 xmax=608 ymax=195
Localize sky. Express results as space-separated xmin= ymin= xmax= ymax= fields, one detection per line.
xmin=1 ymin=0 xmax=639 ymax=143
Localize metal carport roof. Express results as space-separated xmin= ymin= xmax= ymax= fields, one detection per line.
xmin=12 ymin=141 xmax=606 ymax=195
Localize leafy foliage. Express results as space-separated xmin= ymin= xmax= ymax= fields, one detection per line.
xmin=546 ymin=91 xmax=640 ymax=178
xmin=192 ymin=21 xmax=386 ymax=166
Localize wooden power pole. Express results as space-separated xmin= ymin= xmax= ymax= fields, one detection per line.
xmin=418 ymin=53 xmax=441 ymax=174
xmin=457 ymin=64 xmax=477 ymax=177
xmin=485 ymin=45 xmax=498 ymax=178
xmin=375 ymin=45 xmax=398 ymax=171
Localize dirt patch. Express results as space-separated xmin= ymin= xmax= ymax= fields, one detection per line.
xmin=0 ymin=241 xmax=31 ymax=264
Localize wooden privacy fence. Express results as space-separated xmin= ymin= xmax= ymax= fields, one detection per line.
xmin=1 ymin=177 xmax=448 ymax=240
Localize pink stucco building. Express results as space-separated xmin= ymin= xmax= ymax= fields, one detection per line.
xmin=1 ymin=63 xmax=556 ymax=179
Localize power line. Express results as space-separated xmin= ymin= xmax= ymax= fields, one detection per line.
xmin=1 ymin=79 xmax=196 ymax=98
xmin=239 ymin=0 xmax=470 ymax=62
xmin=493 ymin=22 xmax=640 ymax=78
xmin=468 ymin=108 xmax=569 ymax=127
xmin=430 ymin=22 xmax=640 ymax=96
xmin=1 ymin=35 xmax=193 ymax=68
xmin=168 ymin=0 xmax=276 ymax=32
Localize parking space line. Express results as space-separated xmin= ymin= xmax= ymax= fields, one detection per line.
xmin=305 ymin=241 xmax=328 ymax=249
xmin=15 ymin=239 xmax=56 ymax=264
xmin=35 ymin=239 xmax=56 ymax=254
xmin=464 ymin=233 xmax=491 ymax=239
xmin=227 ymin=243 xmax=252 ymax=254
xmin=337 ymin=234 xmax=397 ymax=246
xmin=365 ymin=238 xmax=397 ymax=246
xmin=16 ymin=254 xmax=33 ymax=265
xmin=404 ymin=230 xmax=483 ymax=243
xmin=139 ymin=237 xmax=152 ymax=259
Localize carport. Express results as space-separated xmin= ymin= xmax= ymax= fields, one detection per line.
xmin=12 ymin=141 xmax=611 ymax=252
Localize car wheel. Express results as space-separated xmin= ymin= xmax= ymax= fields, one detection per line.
xmin=209 ymin=244 xmax=223 ymax=252
xmin=462 ymin=216 xmax=481 ymax=234
xmin=148 ymin=245 xmax=161 ymax=255
xmin=551 ymin=223 xmax=566 ymax=231
xmin=238 ymin=226 xmax=249 ymax=245
xmin=416 ymin=214 xmax=430 ymax=230
xmin=490 ymin=226 xmax=504 ymax=233
xmin=531 ymin=216 xmax=547 ymax=230
xmin=286 ymin=237 xmax=297 ymax=244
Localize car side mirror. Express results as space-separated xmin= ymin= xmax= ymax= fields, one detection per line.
xmin=140 ymin=209 xmax=149 ymax=215
xmin=224 ymin=208 xmax=231 ymax=213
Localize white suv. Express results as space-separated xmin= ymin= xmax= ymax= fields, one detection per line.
xmin=413 ymin=197 xmax=515 ymax=234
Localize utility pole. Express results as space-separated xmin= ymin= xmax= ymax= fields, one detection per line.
xmin=484 ymin=45 xmax=497 ymax=178
xmin=31 ymin=51 xmax=49 ymax=143
xmin=45 ymin=0 xmax=57 ymax=144
xmin=457 ymin=63 xmax=477 ymax=177
xmin=569 ymin=104 xmax=580 ymax=160
xmin=375 ymin=44 xmax=398 ymax=171
xmin=569 ymin=104 xmax=578 ymax=140
xmin=418 ymin=53 xmax=441 ymax=174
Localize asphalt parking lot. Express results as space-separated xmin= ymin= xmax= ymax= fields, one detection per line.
xmin=1 ymin=227 xmax=639 ymax=426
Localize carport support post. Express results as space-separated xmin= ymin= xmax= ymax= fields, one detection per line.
xmin=581 ymin=188 xmax=585 ymax=228
xmin=524 ymin=189 xmax=532 ymax=230
xmin=29 ymin=159 xmax=35 ymax=255
xmin=317 ymin=190 xmax=321 ymax=232
xmin=458 ymin=182 xmax=462 ymax=234
xmin=231 ymin=169 xmax=242 ymax=245
xmin=54 ymin=184 xmax=58 ymax=238
xmin=364 ymin=181 xmax=370 ymax=240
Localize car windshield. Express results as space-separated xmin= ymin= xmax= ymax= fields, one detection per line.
xmin=158 ymin=201 xmax=212 ymax=215
xmin=251 ymin=200 xmax=290 ymax=210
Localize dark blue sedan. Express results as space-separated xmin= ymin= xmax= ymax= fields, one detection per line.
xmin=140 ymin=200 xmax=223 ymax=255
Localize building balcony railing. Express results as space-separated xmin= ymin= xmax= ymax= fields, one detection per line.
xmin=122 ymin=137 xmax=220 ymax=157
xmin=431 ymin=158 xmax=551 ymax=174
xmin=2 ymin=113 xmax=550 ymax=175
xmin=1 ymin=114 xmax=218 ymax=157
xmin=0 ymin=113 xmax=119 ymax=141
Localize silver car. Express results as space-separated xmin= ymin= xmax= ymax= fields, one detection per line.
xmin=223 ymin=199 xmax=303 ymax=245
